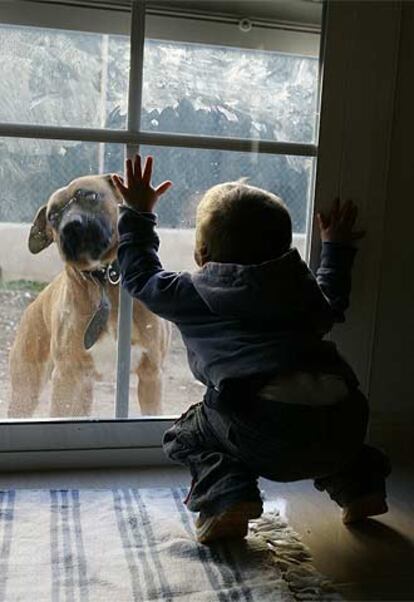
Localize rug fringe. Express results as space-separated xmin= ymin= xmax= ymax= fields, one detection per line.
xmin=249 ymin=512 xmax=343 ymax=601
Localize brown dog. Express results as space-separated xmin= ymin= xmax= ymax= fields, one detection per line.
xmin=9 ymin=174 xmax=170 ymax=418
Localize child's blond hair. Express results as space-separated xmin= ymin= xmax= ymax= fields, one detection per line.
xmin=195 ymin=181 xmax=292 ymax=265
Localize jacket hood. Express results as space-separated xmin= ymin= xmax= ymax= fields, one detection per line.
xmin=191 ymin=249 xmax=333 ymax=330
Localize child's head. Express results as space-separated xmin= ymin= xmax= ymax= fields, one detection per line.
xmin=195 ymin=181 xmax=292 ymax=266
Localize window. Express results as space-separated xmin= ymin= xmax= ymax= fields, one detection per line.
xmin=0 ymin=24 xmax=129 ymax=128
xmin=141 ymin=39 xmax=318 ymax=143
xmin=0 ymin=0 xmax=322 ymax=463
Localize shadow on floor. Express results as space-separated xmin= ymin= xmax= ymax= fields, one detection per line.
xmin=339 ymin=519 xmax=414 ymax=600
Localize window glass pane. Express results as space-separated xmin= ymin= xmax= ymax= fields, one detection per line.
xmin=0 ymin=138 xmax=124 ymax=420
xmin=142 ymin=38 xmax=319 ymax=143
xmin=0 ymin=140 xmax=314 ymax=421
xmin=139 ymin=146 xmax=313 ymax=417
xmin=144 ymin=146 xmax=312 ymax=241
xmin=0 ymin=24 xmax=129 ymax=128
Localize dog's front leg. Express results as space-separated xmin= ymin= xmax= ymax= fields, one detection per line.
xmin=50 ymin=363 xmax=94 ymax=417
xmin=8 ymin=360 xmax=49 ymax=418
xmin=137 ymin=354 xmax=163 ymax=416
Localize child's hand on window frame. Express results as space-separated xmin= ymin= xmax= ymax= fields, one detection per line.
xmin=112 ymin=154 xmax=172 ymax=213
xmin=317 ymin=198 xmax=365 ymax=244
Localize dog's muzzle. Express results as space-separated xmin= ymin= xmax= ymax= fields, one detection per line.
xmin=59 ymin=213 xmax=112 ymax=262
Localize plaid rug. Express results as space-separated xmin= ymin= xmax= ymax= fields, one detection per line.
xmin=0 ymin=488 xmax=341 ymax=601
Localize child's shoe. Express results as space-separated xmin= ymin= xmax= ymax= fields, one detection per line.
xmin=195 ymin=501 xmax=263 ymax=544
xmin=342 ymin=493 xmax=388 ymax=525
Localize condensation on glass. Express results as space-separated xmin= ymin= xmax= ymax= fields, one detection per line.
xmin=141 ymin=39 xmax=319 ymax=144
xmin=0 ymin=24 xmax=129 ymax=129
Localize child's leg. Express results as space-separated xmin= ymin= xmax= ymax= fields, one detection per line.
xmin=163 ymin=403 xmax=262 ymax=515
xmin=314 ymin=444 xmax=391 ymax=523
xmin=163 ymin=403 xmax=262 ymax=542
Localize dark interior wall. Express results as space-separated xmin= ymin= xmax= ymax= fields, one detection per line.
xmin=369 ymin=2 xmax=414 ymax=453
xmin=314 ymin=1 xmax=411 ymax=456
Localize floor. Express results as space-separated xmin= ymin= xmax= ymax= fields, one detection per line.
xmin=0 ymin=464 xmax=413 ymax=601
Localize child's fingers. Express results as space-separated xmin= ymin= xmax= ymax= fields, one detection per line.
xmin=339 ymin=199 xmax=355 ymax=224
xmin=142 ymin=156 xmax=153 ymax=186
xmin=112 ymin=174 xmax=128 ymax=195
xmin=155 ymin=180 xmax=173 ymax=196
xmin=316 ymin=213 xmax=322 ymax=230
xmin=316 ymin=212 xmax=328 ymax=230
xmin=134 ymin=154 xmax=142 ymax=180
xmin=126 ymin=158 xmax=134 ymax=187
xmin=343 ymin=204 xmax=359 ymax=229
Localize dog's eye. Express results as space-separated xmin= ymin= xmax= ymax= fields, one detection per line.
xmin=85 ymin=191 xmax=99 ymax=202
xmin=73 ymin=189 xmax=99 ymax=203
xmin=47 ymin=210 xmax=60 ymax=225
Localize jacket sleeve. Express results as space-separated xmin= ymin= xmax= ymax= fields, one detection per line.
xmin=117 ymin=207 xmax=199 ymax=323
xmin=315 ymin=242 xmax=357 ymax=323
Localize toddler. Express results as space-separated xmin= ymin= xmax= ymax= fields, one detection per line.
xmin=114 ymin=155 xmax=390 ymax=544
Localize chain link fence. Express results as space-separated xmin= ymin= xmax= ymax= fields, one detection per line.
xmin=0 ymin=136 xmax=312 ymax=233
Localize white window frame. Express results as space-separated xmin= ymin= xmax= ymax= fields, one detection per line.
xmin=0 ymin=0 xmax=321 ymax=54
xmin=0 ymin=0 xmax=327 ymax=469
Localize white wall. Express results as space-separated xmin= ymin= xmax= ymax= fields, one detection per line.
xmin=313 ymin=1 xmax=414 ymax=456
xmin=0 ymin=223 xmax=306 ymax=282
xmin=313 ymin=0 xmax=401 ymax=396
xmin=0 ymin=225 xmax=196 ymax=280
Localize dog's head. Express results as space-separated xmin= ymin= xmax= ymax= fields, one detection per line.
xmin=28 ymin=174 xmax=123 ymax=270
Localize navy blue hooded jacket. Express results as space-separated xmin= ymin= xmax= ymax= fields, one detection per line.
xmin=118 ymin=208 xmax=358 ymax=391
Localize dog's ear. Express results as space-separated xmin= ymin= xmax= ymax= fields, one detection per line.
xmin=28 ymin=205 xmax=53 ymax=254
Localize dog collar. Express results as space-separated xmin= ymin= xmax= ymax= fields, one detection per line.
xmin=83 ymin=260 xmax=120 ymax=286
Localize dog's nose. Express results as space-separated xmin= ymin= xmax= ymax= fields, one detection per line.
xmin=60 ymin=214 xmax=112 ymax=262
xmin=61 ymin=216 xmax=83 ymax=239
xmin=60 ymin=216 xmax=85 ymax=261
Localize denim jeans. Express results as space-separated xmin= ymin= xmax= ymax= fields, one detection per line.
xmin=163 ymin=387 xmax=391 ymax=516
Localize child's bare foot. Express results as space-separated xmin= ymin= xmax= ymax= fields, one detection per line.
xmin=342 ymin=493 xmax=388 ymax=525
xmin=195 ymin=501 xmax=262 ymax=544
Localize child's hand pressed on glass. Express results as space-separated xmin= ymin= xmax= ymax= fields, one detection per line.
xmin=317 ymin=198 xmax=365 ymax=244
xmin=112 ymin=155 xmax=172 ymax=212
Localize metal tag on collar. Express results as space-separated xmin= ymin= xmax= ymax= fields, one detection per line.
xmin=106 ymin=263 xmax=120 ymax=285
xmin=84 ymin=287 xmax=111 ymax=350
